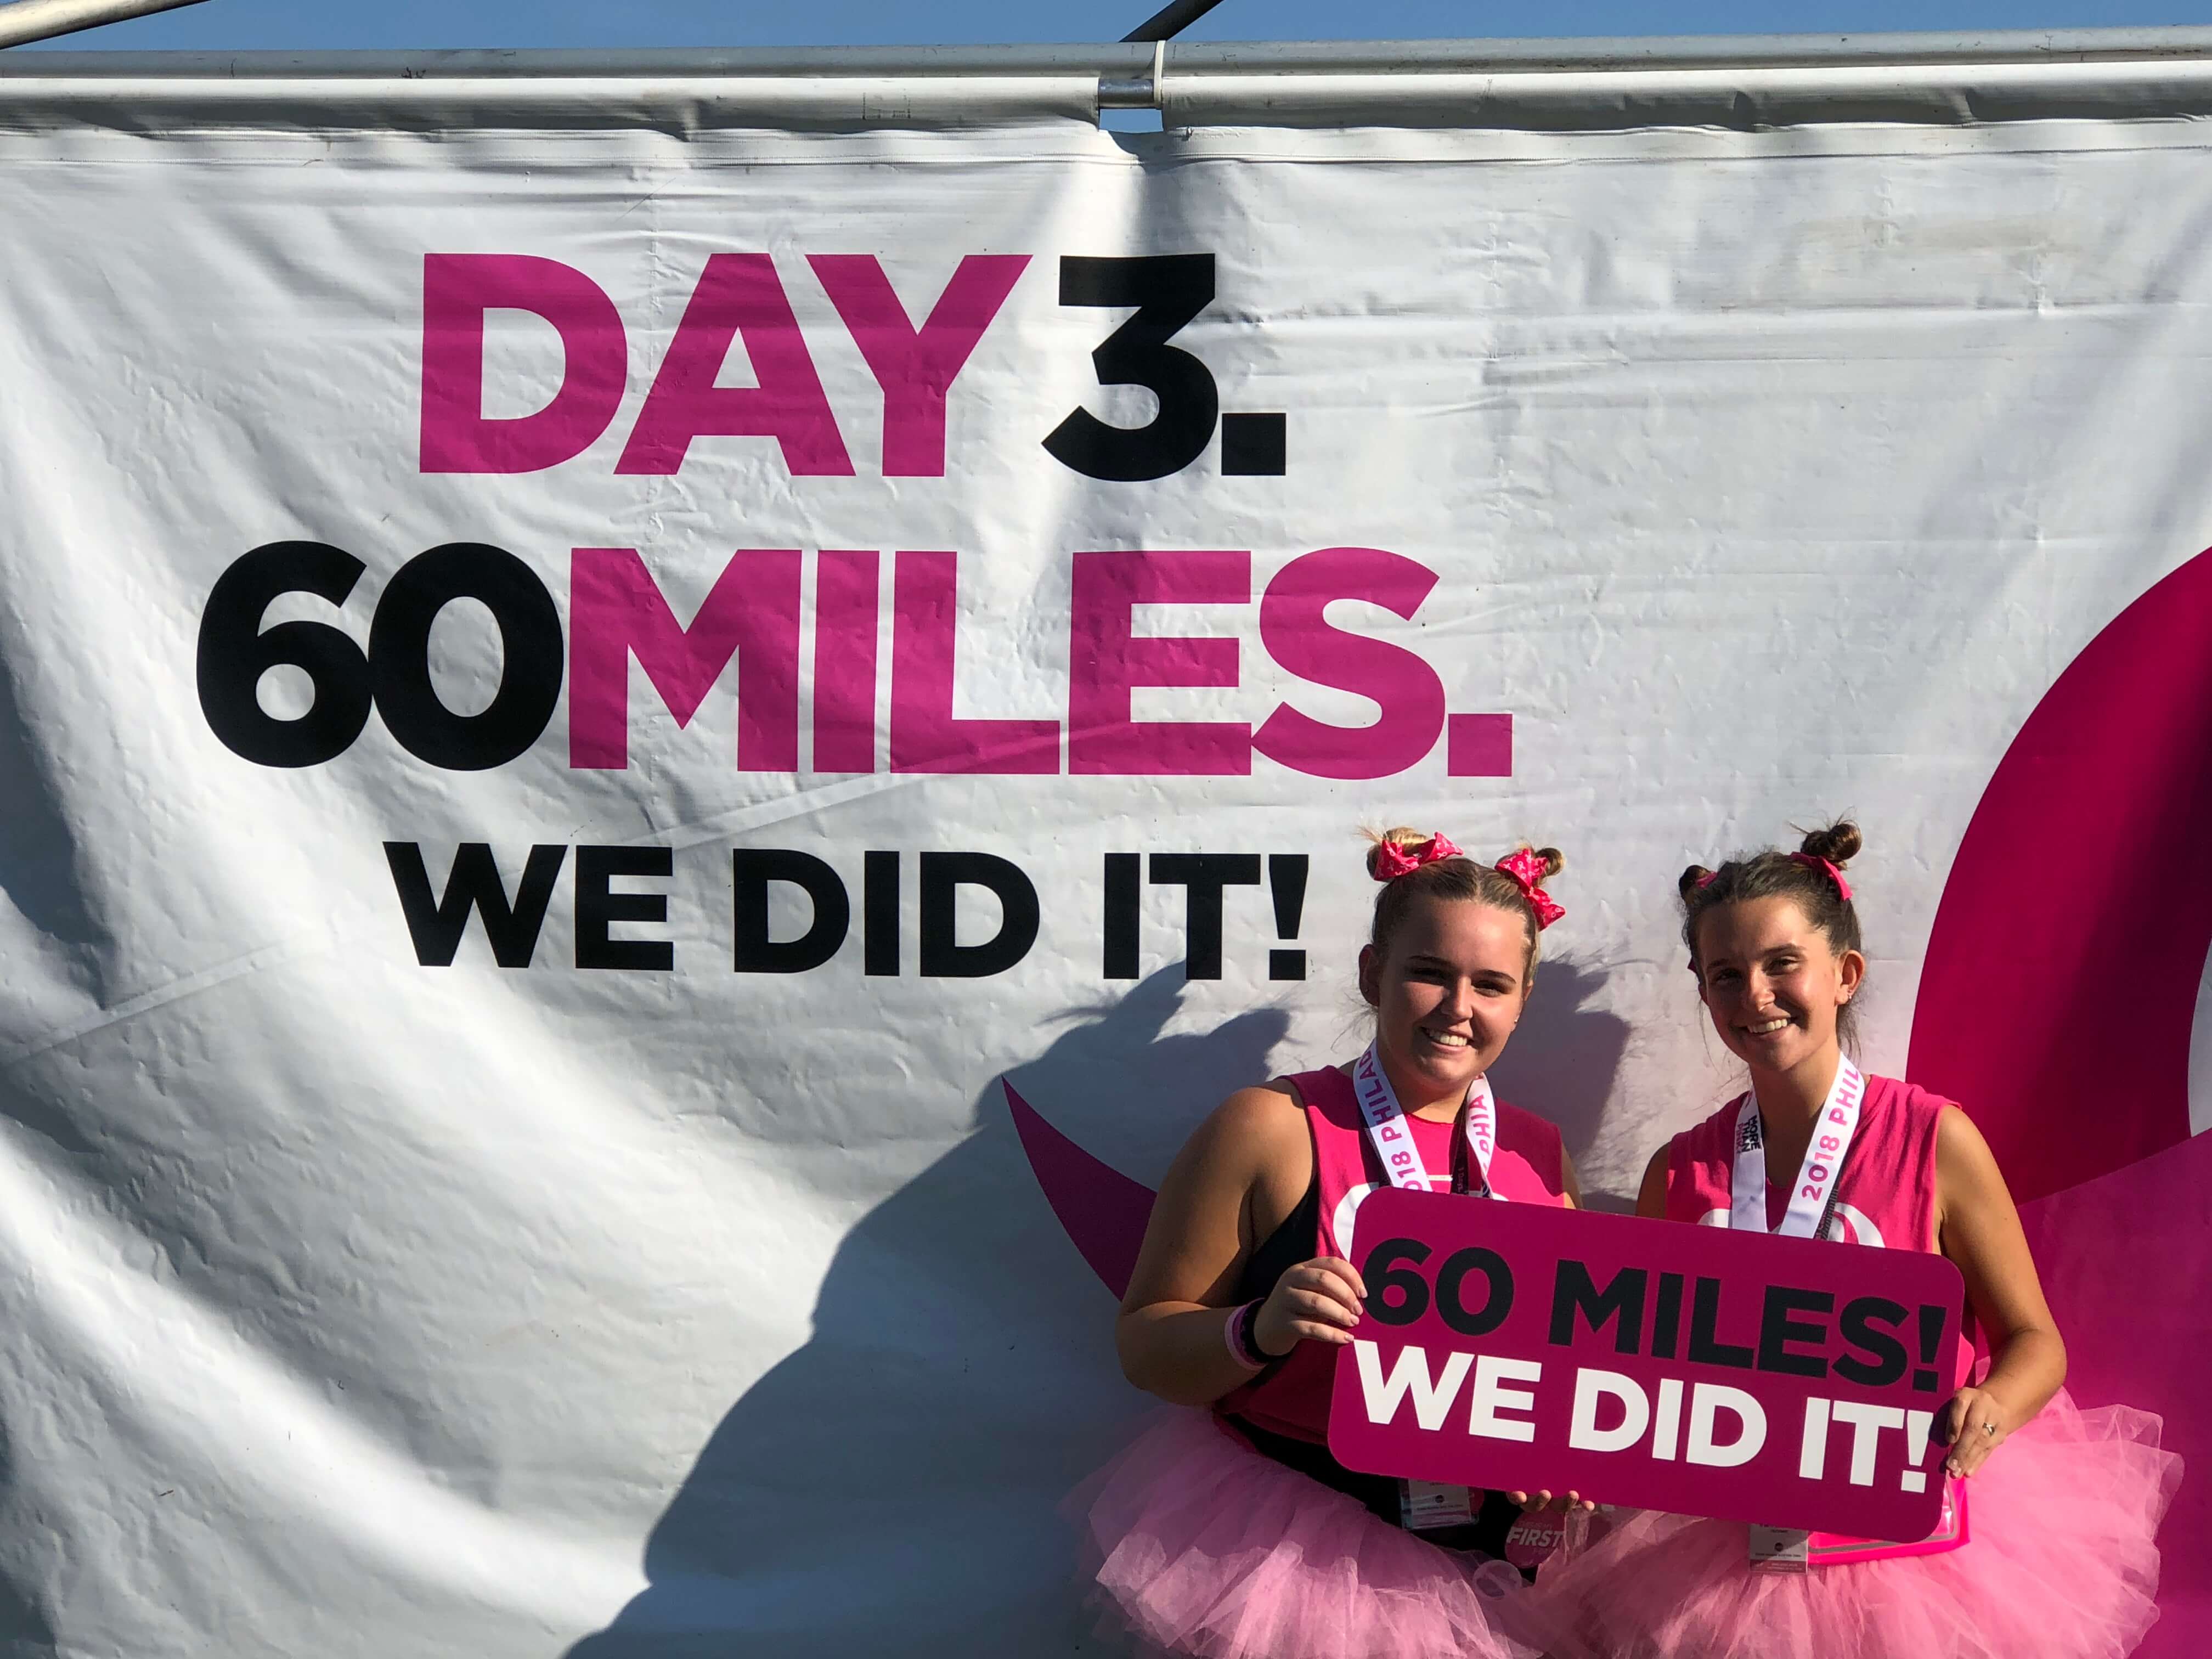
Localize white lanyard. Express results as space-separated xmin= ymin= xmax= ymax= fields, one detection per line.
xmin=1351 ymin=1042 xmax=1499 ymax=1200
xmin=1730 ymin=1056 xmax=1866 ymax=1238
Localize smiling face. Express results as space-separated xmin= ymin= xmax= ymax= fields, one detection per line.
xmin=1357 ymin=895 xmax=1532 ymax=1111
xmin=1692 ymin=894 xmax=1865 ymax=1077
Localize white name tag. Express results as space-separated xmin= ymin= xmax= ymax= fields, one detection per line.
xmin=1398 ymin=1479 xmax=1477 ymax=1532
xmin=1748 ymin=1524 xmax=1812 ymax=1573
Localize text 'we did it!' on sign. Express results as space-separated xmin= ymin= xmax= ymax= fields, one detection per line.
xmin=1325 ymin=1191 xmax=1965 ymax=1541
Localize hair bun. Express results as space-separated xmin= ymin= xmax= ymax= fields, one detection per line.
xmin=1798 ymin=821 xmax=1862 ymax=867
xmin=1678 ymin=864 xmax=1714 ymax=901
xmin=1364 ymin=826 xmax=1434 ymax=881
xmin=1517 ymin=845 xmax=1566 ymax=883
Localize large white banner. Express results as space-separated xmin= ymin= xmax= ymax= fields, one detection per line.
xmin=0 ymin=62 xmax=2207 ymax=1656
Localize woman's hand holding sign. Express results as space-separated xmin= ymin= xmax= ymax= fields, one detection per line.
xmin=1936 ymin=1384 xmax=2013 ymax=1479
xmin=1254 ymin=1257 xmax=1367 ymax=1353
xmin=1259 ymin=1254 xmax=1593 ymax=1510
xmin=1505 ymin=1486 xmax=1596 ymax=1513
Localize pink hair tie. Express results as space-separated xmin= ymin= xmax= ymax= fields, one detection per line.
xmin=1788 ymin=852 xmax=1854 ymax=902
xmin=1693 ymin=870 xmax=1720 ymax=892
xmin=1496 ymin=847 xmax=1566 ymax=930
xmin=1371 ymin=832 xmax=1464 ymax=882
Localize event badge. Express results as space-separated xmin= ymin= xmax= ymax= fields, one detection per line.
xmin=1748 ymin=1525 xmax=1813 ymax=1574
xmin=1398 ymin=1480 xmax=1477 ymax=1531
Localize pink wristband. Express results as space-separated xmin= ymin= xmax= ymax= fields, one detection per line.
xmin=1223 ymin=1301 xmax=1268 ymax=1371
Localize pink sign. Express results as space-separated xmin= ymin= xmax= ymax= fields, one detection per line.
xmin=1325 ymin=1189 xmax=1965 ymax=1541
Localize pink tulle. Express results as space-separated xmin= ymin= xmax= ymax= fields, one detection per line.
xmin=1530 ymin=1387 xmax=2181 ymax=1659
xmin=1067 ymin=1409 xmax=1558 ymax=1659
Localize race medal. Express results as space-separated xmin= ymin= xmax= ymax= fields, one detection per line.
xmin=1350 ymin=1042 xmax=1498 ymax=1200
xmin=1732 ymin=1059 xmax=1865 ymax=1571
xmin=1351 ymin=1045 xmax=1499 ymax=1538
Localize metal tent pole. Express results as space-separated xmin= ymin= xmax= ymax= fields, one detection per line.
xmin=0 ymin=0 xmax=208 ymax=49
xmin=1124 ymin=0 xmax=1227 ymax=44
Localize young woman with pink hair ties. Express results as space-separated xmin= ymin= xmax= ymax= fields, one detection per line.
xmin=1537 ymin=822 xmax=2180 ymax=1659
xmin=1070 ymin=830 xmax=1589 ymax=1659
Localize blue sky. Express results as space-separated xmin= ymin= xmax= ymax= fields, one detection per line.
xmin=18 ymin=0 xmax=2212 ymax=53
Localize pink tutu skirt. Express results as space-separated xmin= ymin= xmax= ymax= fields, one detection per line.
xmin=1067 ymin=1409 xmax=1560 ymax=1659
xmin=1530 ymin=1388 xmax=2180 ymax=1659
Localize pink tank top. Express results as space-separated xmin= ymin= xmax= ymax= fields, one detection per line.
xmin=1223 ymin=1065 xmax=1570 ymax=1443
xmin=1664 ymin=1071 xmax=1977 ymax=1382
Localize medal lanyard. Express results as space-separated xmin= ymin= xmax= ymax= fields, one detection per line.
xmin=1730 ymin=1056 xmax=1866 ymax=1238
xmin=1351 ymin=1042 xmax=1499 ymax=1200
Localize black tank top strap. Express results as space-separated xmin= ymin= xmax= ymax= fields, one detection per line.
xmin=1235 ymin=1175 xmax=1319 ymax=1305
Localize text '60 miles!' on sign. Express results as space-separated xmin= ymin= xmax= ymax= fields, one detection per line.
xmin=1325 ymin=1190 xmax=1966 ymax=1541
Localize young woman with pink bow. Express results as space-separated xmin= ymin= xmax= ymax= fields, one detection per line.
xmin=1070 ymin=830 xmax=1586 ymax=1659
xmin=1536 ymin=822 xmax=2180 ymax=1659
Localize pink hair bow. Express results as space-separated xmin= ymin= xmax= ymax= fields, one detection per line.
xmin=1371 ymin=832 xmax=1464 ymax=881
xmin=1496 ymin=847 xmax=1566 ymax=930
xmin=1788 ymin=852 xmax=1854 ymax=901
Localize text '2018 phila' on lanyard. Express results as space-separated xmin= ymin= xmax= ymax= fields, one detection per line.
xmin=1351 ymin=1043 xmax=1500 ymax=1200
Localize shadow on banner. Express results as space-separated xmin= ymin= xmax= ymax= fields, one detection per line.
xmin=567 ymin=951 xmax=1629 ymax=1657
xmin=565 ymin=966 xmax=1289 ymax=1659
